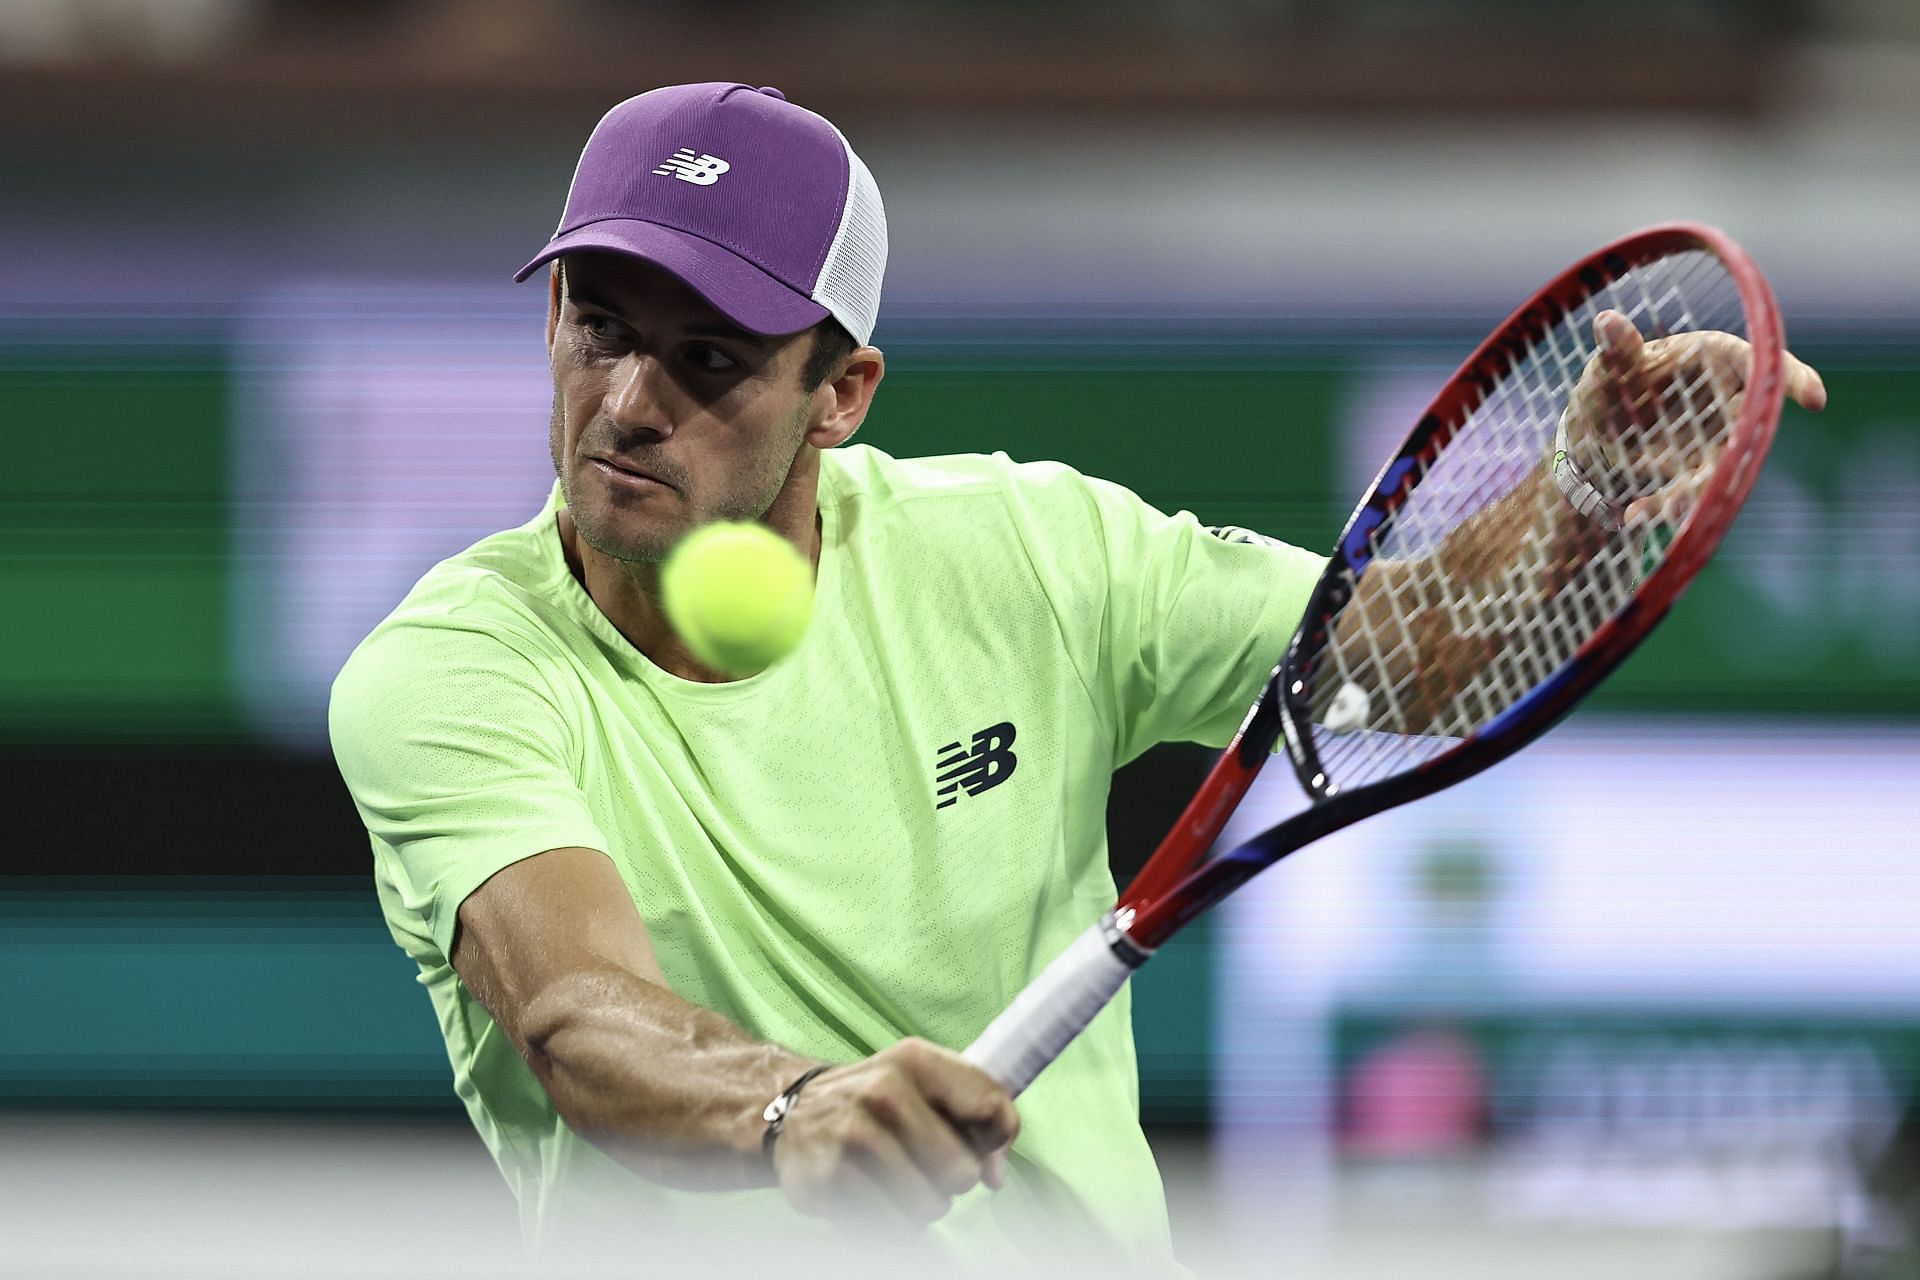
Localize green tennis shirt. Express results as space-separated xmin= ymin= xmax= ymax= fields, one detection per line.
xmin=329 ymin=445 xmax=1323 ymax=1267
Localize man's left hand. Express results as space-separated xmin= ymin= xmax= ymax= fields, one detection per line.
xmin=1560 ymin=309 xmax=1826 ymax=527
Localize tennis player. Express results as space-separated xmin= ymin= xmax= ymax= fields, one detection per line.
xmin=330 ymin=81 xmax=1320 ymax=1270
xmin=328 ymin=82 xmax=1822 ymax=1270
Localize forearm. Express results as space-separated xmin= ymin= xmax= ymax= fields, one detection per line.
xmin=1340 ymin=465 xmax=1613 ymax=729
xmin=448 ymin=847 xmax=1016 ymax=1225
xmin=519 ymin=966 xmax=819 ymax=1191
xmin=1438 ymin=465 xmax=1586 ymax=589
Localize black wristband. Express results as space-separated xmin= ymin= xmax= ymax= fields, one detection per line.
xmin=761 ymin=1065 xmax=832 ymax=1165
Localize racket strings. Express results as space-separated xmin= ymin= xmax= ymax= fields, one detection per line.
xmin=1306 ymin=250 xmax=1749 ymax=790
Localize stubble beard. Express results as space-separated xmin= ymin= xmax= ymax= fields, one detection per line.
xmin=550 ymin=388 xmax=814 ymax=566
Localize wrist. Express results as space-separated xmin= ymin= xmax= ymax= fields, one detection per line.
xmin=1552 ymin=411 xmax=1624 ymax=530
xmin=761 ymin=1064 xmax=833 ymax=1170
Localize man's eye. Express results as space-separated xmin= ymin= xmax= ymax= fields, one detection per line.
xmin=685 ymin=344 xmax=739 ymax=373
xmin=580 ymin=314 xmax=626 ymax=343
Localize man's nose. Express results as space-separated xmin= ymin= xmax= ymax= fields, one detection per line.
xmin=604 ymin=353 xmax=676 ymax=437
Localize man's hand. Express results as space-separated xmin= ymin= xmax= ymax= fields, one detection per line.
xmin=1560 ymin=309 xmax=1827 ymax=526
xmin=771 ymin=1037 xmax=1019 ymax=1229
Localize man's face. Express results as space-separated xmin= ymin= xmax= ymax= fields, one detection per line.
xmin=547 ymin=252 xmax=821 ymax=564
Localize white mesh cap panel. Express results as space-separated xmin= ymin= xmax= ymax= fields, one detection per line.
xmin=812 ymin=134 xmax=887 ymax=346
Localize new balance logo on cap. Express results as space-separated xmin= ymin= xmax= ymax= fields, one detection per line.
xmin=653 ymin=149 xmax=730 ymax=185
xmin=935 ymin=722 xmax=1018 ymax=810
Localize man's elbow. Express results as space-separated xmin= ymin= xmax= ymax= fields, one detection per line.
xmin=512 ymin=975 xmax=744 ymax=1190
xmin=515 ymin=969 xmax=615 ymax=1082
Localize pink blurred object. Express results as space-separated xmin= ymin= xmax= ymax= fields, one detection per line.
xmin=1341 ymin=1024 xmax=1489 ymax=1157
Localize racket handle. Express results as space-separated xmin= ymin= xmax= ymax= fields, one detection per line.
xmin=962 ymin=915 xmax=1149 ymax=1097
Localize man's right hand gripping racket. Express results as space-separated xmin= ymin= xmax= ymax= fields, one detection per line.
xmin=965 ymin=222 xmax=1824 ymax=1096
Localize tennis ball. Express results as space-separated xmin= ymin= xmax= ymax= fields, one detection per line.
xmin=660 ymin=521 xmax=813 ymax=676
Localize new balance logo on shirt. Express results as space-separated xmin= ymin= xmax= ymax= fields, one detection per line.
xmin=1206 ymin=524 xmax=1287 ymax=550
xmin=653 ymin=149 xmax=730 ymax=185
xmin=934 ymin=722 xmax=1017 ymax=809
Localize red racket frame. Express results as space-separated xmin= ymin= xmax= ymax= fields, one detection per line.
xmin=1114 ymin=221 xmax=1785 ymax=951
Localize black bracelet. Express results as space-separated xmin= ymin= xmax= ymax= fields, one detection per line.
xmin=762 ymin=1065 xmax=833 ymax=1165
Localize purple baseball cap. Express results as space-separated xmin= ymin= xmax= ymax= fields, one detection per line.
xmin=516 ymin=83 xmax=887 ymax=346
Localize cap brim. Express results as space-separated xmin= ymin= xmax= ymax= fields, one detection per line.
xmin=514 ymin=219 xmax=830 ymax=338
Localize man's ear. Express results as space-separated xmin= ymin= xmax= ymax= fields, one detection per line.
xmin=806 ymin=347 xmax=885 ymax=450
xmin=545 ymin=261 xmax=562 ymax=352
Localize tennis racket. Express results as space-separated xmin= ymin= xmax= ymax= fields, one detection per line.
xmin=963 ymin=221 xmax=1791 ymax=1096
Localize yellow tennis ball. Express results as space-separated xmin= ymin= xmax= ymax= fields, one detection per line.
xmin=660 ymin=521 xmax=814 ymax=676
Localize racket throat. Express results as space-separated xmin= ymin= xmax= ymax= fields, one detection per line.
xmin=1119 ymin=673 xmax=1287 ymax=912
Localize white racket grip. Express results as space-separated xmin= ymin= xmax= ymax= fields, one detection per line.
xmin=963 ymin=917 xmax=1146 ymax=1097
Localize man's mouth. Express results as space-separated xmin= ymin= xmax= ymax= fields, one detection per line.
xmin=590 ymin=456 xmax=673 ymax=491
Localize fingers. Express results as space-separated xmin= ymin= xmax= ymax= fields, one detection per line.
xmin=983 ymin=1144 xmax=1010 ymax=1191
xmin=1596 ymin=306 xmax=1824 ymax=413
xmin=1784 ymin=351 xmax=1828 ymax=412
xmin=1622 ymin=463 xmax=1710 ymax=531
xmin=1583 ymin=311 xmax=1668 ymax=448
xmin=844 ymin=1118 xmax=963 ymax=1225
xmin=793 ymin=1127 xmax=950 ymax=1228
xmin=862 ymin=1052 xmax=1001 ymax=1200
xmin=1593 ymin=308 xmax=1645 ymax=368
xmin=772 ymin=1038 xmax=1019 ymax=1228
xmin=777 ymin=1104 xmax=963 ymax=1227
xmin=891 ymin=1038 xmax=1022 ymax=1155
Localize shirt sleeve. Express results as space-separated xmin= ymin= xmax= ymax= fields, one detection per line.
xmin=997 ymin=456 xmax=1327 ymax=766
xmin=328 ymin=620 xmax=609 ymax=966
